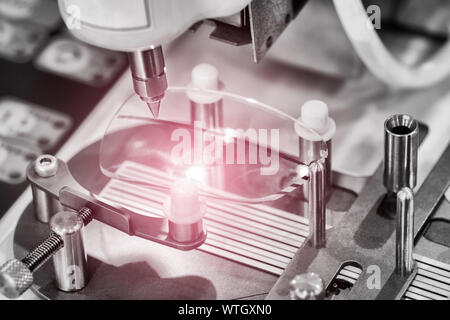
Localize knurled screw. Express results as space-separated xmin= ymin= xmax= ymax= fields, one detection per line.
xmin=0 ymin=232 xmax=63 ymax=298
xmin=0 ymin=207 xmax=93 ymax=298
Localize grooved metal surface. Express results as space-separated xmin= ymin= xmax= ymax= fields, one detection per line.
xmin=99 ymin=161 xmax=309 ymax=276
xmin=335 ymin=265 xmax=362 ymax=285
xmin=403 ymin=254 xmax=450 ymax=300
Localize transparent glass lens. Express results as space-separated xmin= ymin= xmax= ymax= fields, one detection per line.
xmin=99 ymin=87 xmax=328 ymax=204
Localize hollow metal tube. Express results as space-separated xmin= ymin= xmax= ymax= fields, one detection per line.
xmin=308 ymin=161 xmax=326 ymax=248
xmin=396 ymin=187 xmax=414 ymax=277
xmin=383 ymin=114 xmax=418 ymax=193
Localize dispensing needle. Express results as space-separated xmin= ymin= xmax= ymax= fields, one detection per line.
xmin=128 ymin=46 xmax=167 ymax=118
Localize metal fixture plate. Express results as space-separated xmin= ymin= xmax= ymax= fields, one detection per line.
xmin=267 ymin=123 xmax=431 ymax=300
xmin=13 ymin=203 xmax=278 ymax=300
xmin=13 ymin=128 xmax=355 ymax=299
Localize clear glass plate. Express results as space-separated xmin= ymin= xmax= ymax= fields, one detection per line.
xmin=99 ymin=87 xmax=328 ymax=204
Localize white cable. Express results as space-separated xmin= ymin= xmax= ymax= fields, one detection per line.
xmin=333 ymin=0 xmax=450 ymax=88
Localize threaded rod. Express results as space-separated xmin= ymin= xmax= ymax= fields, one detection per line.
xmin=22 ymin=232 xmax=63 ymax=272
xmin=78 ymin=207 xmax=93 ymax=226
xmin=20 ymin=207 xmax=92 ymax=274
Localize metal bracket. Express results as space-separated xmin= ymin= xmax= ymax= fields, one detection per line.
xmin=207 ymin=0 xmax=309 ymax=62
xmin=26 ymin=159 xmax=206 ymax=251
xmin=249 ymin=0 xmax=309 ymax=62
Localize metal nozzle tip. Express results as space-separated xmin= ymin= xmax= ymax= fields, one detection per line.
xmin=147 ymin=101 xmax=161 ymax=118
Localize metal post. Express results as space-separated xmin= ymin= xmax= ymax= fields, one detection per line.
xmin=396 ymin=187 xmax=414 ymax=277
xmin=383 ymin=114 xmax=418 ymax=194
xmin=50 ymin=210 xmax=88 ymax=292
xmin=31 ymin=155 xmax=63 ymax=223
xmin=308 ymin=161 xmax=326 ymax=248
xmin=165 ymin=179 xmax=206 ymax=243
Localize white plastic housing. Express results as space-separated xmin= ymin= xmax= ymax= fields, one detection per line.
xmin=58 ymin=0 xmax=251 ymax=52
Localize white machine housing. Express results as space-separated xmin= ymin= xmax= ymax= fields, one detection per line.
xmin=57 ymin=0 xmax=252 ymax=52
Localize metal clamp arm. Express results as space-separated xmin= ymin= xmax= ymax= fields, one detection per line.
xmin=27 ymin=157 xmax=206 ymax=251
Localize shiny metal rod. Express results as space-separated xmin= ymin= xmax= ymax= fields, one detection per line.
xmin=396 ymin=187 xmax=414 ymax=277
xmin=190 ymin=101 xmax=224 ymax=129
xmin=190 ymin=103 xmax=225 ymax=189
xmin=308 ymin=161 xmax=326 ymax=248
xmin=188 ymin=64 xmax=225 ymax=189
xmin=383 ymin=114 xmax=418 ymax=193
xmin=31 ymin=187 xmax=63 ymax=223
xmin=300 ymin=139 xmax=332 ymax=198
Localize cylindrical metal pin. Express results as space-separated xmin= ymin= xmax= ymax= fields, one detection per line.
xmin=300 ymin=139 xmax=332 ymax=191
xmin=308 ymin=161 xmax=326 ymax=248
xmin=50 ymin=211 xmax=87 ymax=292
xmin=190 ymin=101 xmax=223 ymax=129
xmin=31 ymin=155 xmax=63 ymax=223
xmin=396 ymin=187 xmax=414 ymax=277
xmin=297 ymin=101 xmax=336 ymax=199
xmin=188 ymin=64 xmax=224 ymax=189
xmin=168 ymin=220 xmax=204 ymax=243
xmin=31 ymin=187 xmax=63 ymax=223
xmin=164 ymin=179 xmax=205 ymax=243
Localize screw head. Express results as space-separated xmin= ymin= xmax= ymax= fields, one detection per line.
xmin=50 ymin=211 xmax=83 ymax=236
xmin=34 ymin=154 xmax=58 ymax=178
xmin=290 ymin=272 xmax=324 ymax=300
xmin=0 ymin=259 xmax=33 ymax=299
